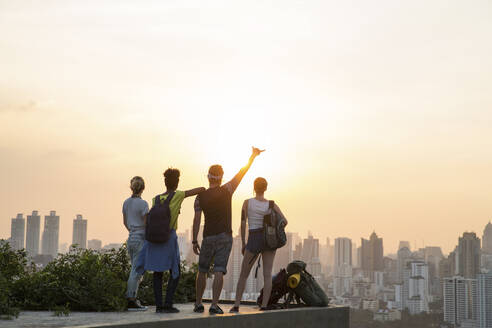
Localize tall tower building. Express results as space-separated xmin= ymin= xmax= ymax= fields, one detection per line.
xmin=41 ymin=210 xmax=60 ymax=258
xmin=301 ymin=235 xmax=321 ymax=276
xmin=443 ymin=276 xmax=477 ymax=326
xmin=10 ymin=213 xmax=25 ymax=250
xmin=26 ymin=210 xmax=41 ymax=257
xmin=477 ymin=271 xmax=492 ymax=328
xmin=482 ymin=222 xmax=492 ymax=255
xmin=334 ymin=237 xmax=353 ymax=296
xmin=401 ymin=261 xmax=430 ymax=314
xmin=458 ymin=232 xmax=481 ymax=279
xmin=72 ymin=214 xmax=88 ymax=249
xmin=398 ymin=241 xmax=411 ymax=251
xmin=361 ymin=231 xmax=384 ymax=274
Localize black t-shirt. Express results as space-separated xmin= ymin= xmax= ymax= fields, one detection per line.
xmin=194 ymin=180 xmax=238 ymax=238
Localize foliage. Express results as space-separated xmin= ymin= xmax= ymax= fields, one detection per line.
xmin=0 ymin=240 xmax=197 ymax=317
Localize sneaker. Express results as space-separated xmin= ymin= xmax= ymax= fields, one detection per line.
xmin=193 ymin=303 xmax=204 ymax=313
xmin=229 ymin=306 xmax=240 ymax=313
xmin=209 ymin=305 xmax=224 ymax=315
xmin=127 ymin=299 xmax=148 ymax=312
xmin=161 ymin=305 xmax=180 ymax=313
xmin=259 ymin=305 xmax=276 ymax=311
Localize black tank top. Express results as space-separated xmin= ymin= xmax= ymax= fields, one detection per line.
xmin=199 ymin=185 xmax=233 ymax=237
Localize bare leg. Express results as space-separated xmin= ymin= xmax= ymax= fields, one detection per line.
xmin=212 ymin=272 xmax=224 ymax=307
xmin=234 ymin=250 xmax=258 ymax=307
xmin=195 ymin=272 xmax=207 ymax=305
xmin=260 ymin=250 xmax=276 ymax=308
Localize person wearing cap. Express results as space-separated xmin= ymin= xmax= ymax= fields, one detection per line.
xmin=192 ymin=147 xmax=264 ymax=314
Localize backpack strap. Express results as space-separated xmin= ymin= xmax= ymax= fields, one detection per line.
xmin=154 ymin=191 xmax=176 ymax=207
xmin=269 ymin=200 xmax=275 ymax=210
xmin=164 ymin=191 xmax=175 ymax=204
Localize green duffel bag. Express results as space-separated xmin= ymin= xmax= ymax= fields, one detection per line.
xmin=286 ymin=260 xmax=329 ymax=307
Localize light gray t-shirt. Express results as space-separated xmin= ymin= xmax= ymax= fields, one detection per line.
xmin=123 ymin=196 xmax=149 ymax=237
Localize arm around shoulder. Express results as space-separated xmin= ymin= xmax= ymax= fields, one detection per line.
xmin=185 ymin=187 xmax=206 ymax=198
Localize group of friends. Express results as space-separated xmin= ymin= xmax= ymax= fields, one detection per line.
xmin=122 ymin=147 xmax=287 ymax=314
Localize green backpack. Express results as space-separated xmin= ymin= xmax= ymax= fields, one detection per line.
xmin=286 ymin=261 xmax=329 ymax=307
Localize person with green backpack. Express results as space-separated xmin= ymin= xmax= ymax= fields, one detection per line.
xmin=229 ymin=177 xmax=288 ymax=312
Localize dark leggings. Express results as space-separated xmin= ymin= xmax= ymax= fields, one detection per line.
xmin=153 ymin=269 xmax=180 ymax=308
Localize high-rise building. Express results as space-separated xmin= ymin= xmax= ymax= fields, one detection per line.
xmin=443 ymin=276 xmax=477 ymax=326
xmin=333 ymin=238 xmax=353 ymax=296
xmin=274 ymin=232 xmax=293 ymax=273
xmin=41 ymin=210 xmax=59 ymax=258
xmin=397 ymin=247 xmax=412 ymax=283
xmin=26 ymin=210 xmax=41 ymax=257
xmin=301 ymin=235 xmax=321 ymax=276
xmin=361 ymin=232 xmax=384 ymax=275
xmin=72 ymin=214 xmax=87 ymax=249
xmin=10 ymin=213 xmax=25 ymax=250
xmin=458 ymin=232 xmax=481 ymax=279
xmin=477 ymin=272 xmax=492 ymax=328
xmin=87 ymin=239 xmax=102 ymax=251
xmin=482 ymin=222 xmax=492 ymax=255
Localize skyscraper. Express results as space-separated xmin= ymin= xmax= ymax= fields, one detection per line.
xmin=443 ymin=276 xmax=477 ymax=326
xmin=483 ymin=222 xmax=492 ymax=255
xmin=458 ymin=232 xmax=481 ymax=279
xmin=41 ymin=210 xmax=59 ymax=258
xmin=26 ymin=210 xmax=41 ymax=257
xmin=477 ymin=271 xmax=492 ymax=328
xmin=401 ymin=261 xmax=430 ymax=314
xmin=301 ymin=235 xmax=321 ymax=276
xmin=398 ymin=241 xmax=411 ymax=251
xmin=397 ymin=246 xmax=412 ymax=283
xmin=10 ymin=213 xmax=25 ymax=250
xmin=334 ymin=237 xmax=353 ymax=296
xmin=361 ymin=232 xmax=384 ymax=274
xmin=72 ymin=214 xmax=87 ymax=249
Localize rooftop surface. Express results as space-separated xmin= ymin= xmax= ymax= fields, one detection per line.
xmin=2 ymin=303 xmax=349 ymax=328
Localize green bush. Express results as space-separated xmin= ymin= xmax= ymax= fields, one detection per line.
xmin=0 ymin=240 xmax=197 ymax=316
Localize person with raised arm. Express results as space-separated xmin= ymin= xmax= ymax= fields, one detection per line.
xmin=192 ymin=147 xmax=264 ymax=314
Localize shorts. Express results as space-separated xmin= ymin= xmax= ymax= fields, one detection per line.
xmin=198 ymin=232 xmax=233 ymax=274
xmin=245 ymin=228 xmax=265 ymax=253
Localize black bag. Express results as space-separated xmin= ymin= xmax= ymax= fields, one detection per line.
xmin=145 ymin=192 xmax=175 ymax=243
xmin=286 ymin=260 xmax=329 ymax=307
xmin=257 ymin=269 xmax=289 ymax=306
xmin=263 ymin=201 xmax=287 ymax=250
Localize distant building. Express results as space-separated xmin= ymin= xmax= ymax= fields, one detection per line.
xmin=87 ymin=239 xmax=102 ymax=251
xmin=398 ymin=241 xmax=411 ymax=252
xmin=477 ymin=271 xmax=492 ymax=328
xmin=72 ymin=214 xmax=87 ymax=249
xmin=302 ymin=235 xmax=321 ymax=276
xmin=361 ymin=232 xmax=384 ymax=276
xmin=482 ymin=222 xmax=492 ymax=255
xmin=399 ymin=261 xmax=430 ymax=314
xmin=10 ymin=213 xmax=25 ymax=250
xmin=102 ymin=243 xmax=123 ymax=251
xmin=274 ymin=232 xmax=294 ymax=273
xmin=397 ymin=247 xmax=412 ymax=283
xmin=458 ymin=232 xmax=481 ymax=279
xmin=42 ymin=211 xmax=59 ymax=258
xmin=373 ymin=309 xmax=401 ymax=321
xmin=334 ymin=237 xmax=353 ymax=296
xmin=443 ymin=276 xmax=477 ymax=327
xmin=362 ymin=298 xmax=379 ymax=312
xmin=26 ymin=211 xmax=41 ymax=257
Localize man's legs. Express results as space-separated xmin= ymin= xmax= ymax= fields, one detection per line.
xmin=195 ymin=271 xmax=207 ymax=306
xmin=212 ymin=272 xmax=224 ymax=307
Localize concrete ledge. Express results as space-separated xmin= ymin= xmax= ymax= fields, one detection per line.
xmin=78 ymin=306 xmax=349 ymax=328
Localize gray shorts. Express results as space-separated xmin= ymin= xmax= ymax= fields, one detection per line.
xmin=198 ymin=232 xmax=233 ymax=274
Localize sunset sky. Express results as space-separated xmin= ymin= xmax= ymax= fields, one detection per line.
xmin=1 ymin=0 xmax=491 ymax=254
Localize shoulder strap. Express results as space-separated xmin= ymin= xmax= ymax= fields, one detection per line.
xmin=269 ymin=200 xmax=275 ymax=209
xmin=164 ymin=191 xmax=176 ymax=205
xmin=154 ymin=195 xmax=162 ymax=207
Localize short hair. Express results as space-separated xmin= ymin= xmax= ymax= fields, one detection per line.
xmin=130 ymin=176 xmax=145 ymax=195
xmin=208 ymin=164 xmax=224 ymax=181
xmin=164 ymin=168 xmax=180 ymax=190
xmin=254 ymin=177 xmax=268 ymax=194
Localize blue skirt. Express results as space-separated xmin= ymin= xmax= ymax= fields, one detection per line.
xmin=245 ymin=228 xmax=265 ymax=253
xmin=135 ymin=229 xmax=180 ymax=279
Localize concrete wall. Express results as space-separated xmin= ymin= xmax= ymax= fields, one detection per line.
xmin=85 ymin=306 xmax=349 ymax=328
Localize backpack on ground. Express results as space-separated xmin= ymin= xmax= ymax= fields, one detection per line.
xmin=263 ymin=201 xmax=287 ymax=250
xmin=257 ymin=268 xmax=289 ymax=307
xmin=286 ymin=260 xmax=329 ymax=307
xmin=145 ymin=192 xmax=175 ymax=243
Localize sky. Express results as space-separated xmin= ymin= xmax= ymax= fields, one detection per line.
xmin=1 ymin=0 xmax=491 ymax=254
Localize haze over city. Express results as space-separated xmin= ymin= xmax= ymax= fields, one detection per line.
xmin=2 ymin=0 xmax=492 ymax=254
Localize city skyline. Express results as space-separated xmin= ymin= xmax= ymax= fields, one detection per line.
xmin=2 ymin=0 xmax=492 ymax=255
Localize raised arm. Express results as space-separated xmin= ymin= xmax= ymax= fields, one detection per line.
xmin=228 ymin=147 xmax=265 ymax=192
xmin=185 ymin=187 xmax=206 ymax=198
xmin=240 ymin=200 xmax=248 ymax=254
